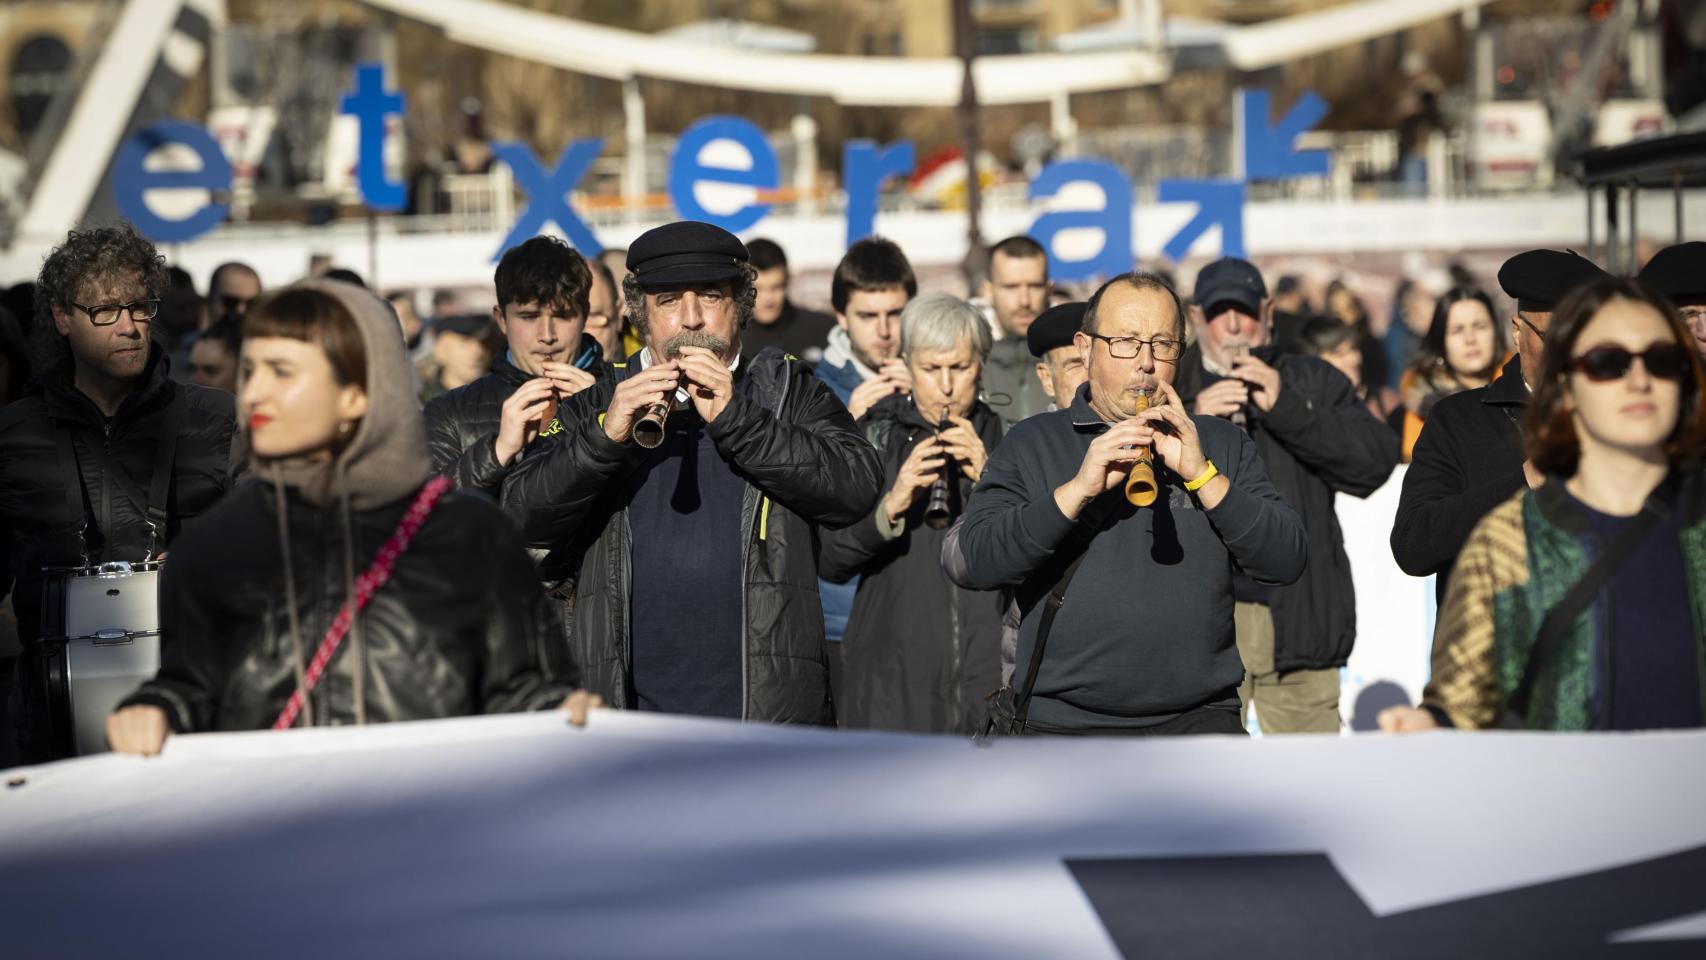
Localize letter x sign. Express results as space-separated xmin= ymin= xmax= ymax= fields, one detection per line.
xmin=490 ymin=139 xmax=605 ymax=260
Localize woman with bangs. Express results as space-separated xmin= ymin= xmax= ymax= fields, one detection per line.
xmin=1383 ymin=277 xmax=1706 ymax=733
xmin=107 ymin=280 xmax=598 ymax=756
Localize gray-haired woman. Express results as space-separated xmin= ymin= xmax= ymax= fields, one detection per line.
xmin=820 ymin=293 xmax=1006 ymax=734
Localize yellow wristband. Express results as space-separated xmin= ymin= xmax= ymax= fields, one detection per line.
xmin=1183 ymin=461 xmax=1219 ymax=492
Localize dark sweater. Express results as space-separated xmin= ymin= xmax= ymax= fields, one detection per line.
xmin=1566 ymin=490 xmax=1702 ymax=731
xmin=955 ymin=385 xmax=1306 ymax=730
xmin=626 ymin=390 xmax=752 ymax=719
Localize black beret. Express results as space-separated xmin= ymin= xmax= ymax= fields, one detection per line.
xmin=434 ymin=313 xmax=490 ymax=338
xmin=1638 ymin=242 xmax=1706 ymax=302
xmin=626 ymin=221 xmax=749 ymax=288
xmin=1497 ymin=249 xmax=1612 ymax=313
xmin=1027 ymin=302 xmax=1085 ymax=358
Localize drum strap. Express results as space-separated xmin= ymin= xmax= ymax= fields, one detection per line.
xmin=53 ymin=429 xmax=93 ymax=566
xmin=55 ymin=392 xmax=186 ymax=561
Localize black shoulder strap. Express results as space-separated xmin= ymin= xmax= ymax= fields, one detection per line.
xmin=1506 ymin=500 xmax=1663 ymax=725
xmin=53 ymin=427 xmax=92 ymax=566
xmin=86 ymin=391 xmax=186 ymax=557
xmin=1012 ymin=496 xmax=1118 ymax=730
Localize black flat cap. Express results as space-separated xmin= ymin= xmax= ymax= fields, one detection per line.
xmin=1194 ymin=257 xmax=1268 ymax=316
xmin=626 ymin=221 xmax=749 ymax=288
xmin=434 ymin=313 xmax=491 ymax=338
xmin=1028 ymin=302 xmax=1085 ymax=358
xmin=1497 ymin=249 xmax=1611 ymax=313
xmin=1638 ymin=242 xmax=1706 ymax=302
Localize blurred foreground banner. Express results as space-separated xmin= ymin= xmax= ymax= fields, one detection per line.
xmin=2 ymin=712 xmax=1704 ymax=958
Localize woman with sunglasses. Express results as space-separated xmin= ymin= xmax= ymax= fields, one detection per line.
xmin=107 ymin=280 xmax=599 ymax=756
xmin=1382 ymin=277 xmax=1706 ymax=732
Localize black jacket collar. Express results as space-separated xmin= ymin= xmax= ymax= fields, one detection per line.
xmin=44 ymin=338 xmax=172 ymax=428
xmin=1483 ymin=355 xmax=1529 ymax=407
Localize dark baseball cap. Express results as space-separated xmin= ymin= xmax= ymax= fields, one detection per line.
xmin=626 ymin=221 xmax=749 ymax=289
xmin=1497 ymin=249 xmax=1612 ymax=313
xmin=1193 ymin=257 xmax=1268 ymax=316
xmin=1027 ymin=302 xmax=1085 ymax=358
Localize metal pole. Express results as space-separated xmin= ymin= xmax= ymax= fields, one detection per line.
xmin=954 ymin=0 xmax=985 ymax=292
xmin=1605 ymin=184 xmax=1620 ymax=272
xmin=1586 ymin=188 xmax=1596 ymax=263
xmin=1676 ymin=172 xmax=1685 ymax=244
xmin=623 ymin=77 xmax=647 ymax=224
xmin=1628 ymin=182 xmax=1639 ymax=273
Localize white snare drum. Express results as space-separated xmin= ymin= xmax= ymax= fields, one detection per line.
xmin=41 ymin=561 xmax=163 ymax=756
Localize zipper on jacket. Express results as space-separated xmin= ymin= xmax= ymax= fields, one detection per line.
xmin=758 ymin=497 xmax=772 ymax=542
xmin=738 ymin=358 xmax=795 ymax=721
xmin=948 ymin=574 xmax=963 ymax=729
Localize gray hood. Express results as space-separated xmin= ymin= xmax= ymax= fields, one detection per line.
xmin=252 ymin=279 xmax=430 ymax=511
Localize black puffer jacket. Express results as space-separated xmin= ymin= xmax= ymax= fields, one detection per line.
xmin=422 ymin=339 xmax=605 ymax=499
xmin=0 ymin=348 xmax=237 ymax=647
xmin=501 ymin=348 xmax=883 ymax=724
xmin=122 ymin=480 xmax=573 ymax=732
xmin=1176 ymin=345 xmax=1400 ymax=672
xmin=820 ymin=394 xmax=1006 ymax=733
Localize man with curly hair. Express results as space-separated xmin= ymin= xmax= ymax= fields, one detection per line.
xmin=0 ymin=223 xmax=238 ymax=762
xmin=501 ymin=222 xmax=883 ymax=723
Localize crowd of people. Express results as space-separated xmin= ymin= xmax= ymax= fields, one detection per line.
xmin=1 ymin=217 xmax=1703 ymax=764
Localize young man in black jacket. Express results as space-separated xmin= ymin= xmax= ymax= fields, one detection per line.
xmin=956 ymin=272 xmax=1305 ymax=736
xmin=423 ymin=236 xmax=605 ymax=501
xmin=1175 ymin=258 xmax=1400 ymax=734
xmin=1391 ymin=249 xmax=1611 ymax=603
xmin=502 ymin=222 xmax=883 ymax=724
xmin=0 ymin=224 xmax=237 ymax=762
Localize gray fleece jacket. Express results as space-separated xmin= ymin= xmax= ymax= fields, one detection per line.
xmin=955 ymin=384 xmax=1306 ymax=731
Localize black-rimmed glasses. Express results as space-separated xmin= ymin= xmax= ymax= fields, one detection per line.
xmin=71 ymin=299 xmax=160 ymax=326
xmin=1085 ymin=332 xmax=1184 ymax=361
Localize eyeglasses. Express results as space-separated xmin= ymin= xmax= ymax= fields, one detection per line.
xmin=1679 ymin=306 xmax=1706 ymax=330
xmin=220 ymin=294 xmax=254 ymax=315
xmin=1085 ymin=332 xmax=1184 ymax=361
xmin=1518 ymin=314 xmax=1548 ymax=342
xmin=71 ymin=299 xmax=160 ymax=326
xmin=1569 ymin=343 xmax=1694 ymax=383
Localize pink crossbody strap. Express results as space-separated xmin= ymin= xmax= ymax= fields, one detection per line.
xmin=272 ymin=476 xmax=454 ymax=731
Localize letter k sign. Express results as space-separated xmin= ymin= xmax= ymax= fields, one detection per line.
xmin=491 ymin=139 xmax=605 ymax=260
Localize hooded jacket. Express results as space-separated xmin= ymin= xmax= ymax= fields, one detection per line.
xmin=122 ymin=280 xmax=574 ymax=732
xmin=1175 ymin=344 xmax=1400 ymax=673
xmin=502 ymin=347 xmax=884 ymax=724
xmin=819 ymin=394 xmax=1006 ymax=733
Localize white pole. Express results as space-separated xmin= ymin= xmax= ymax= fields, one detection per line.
xmin=622 ymin=76 xmax=646 ymax=224
xmin=18 ymin=0 xmax=187 ymax=242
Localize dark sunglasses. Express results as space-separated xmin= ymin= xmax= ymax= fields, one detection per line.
xmin=1569 ymin=343 xmax=1695 ymax=383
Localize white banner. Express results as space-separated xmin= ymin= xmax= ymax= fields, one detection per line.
xmin=3 ymin=711 xmax=1704 ymax=958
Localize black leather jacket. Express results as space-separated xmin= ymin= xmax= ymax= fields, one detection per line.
xmin=0 ymin=348 xmax=237 ymax=646
xmin=122 ymin=479 xmax=575 ymax=732
xmin=422 ymin=340 xmax=605 ymax=499
xmin=501 ymin=348 xmax=883 ymax=724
